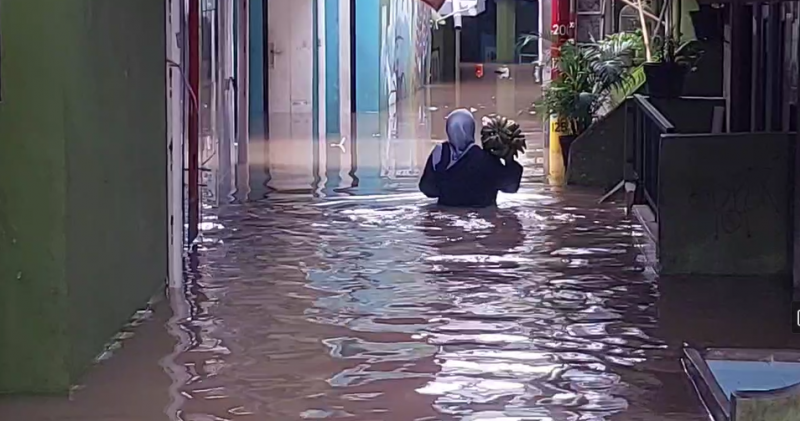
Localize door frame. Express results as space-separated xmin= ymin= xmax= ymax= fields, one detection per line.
xmin=263 ymin=0 xmax=270 ymax=139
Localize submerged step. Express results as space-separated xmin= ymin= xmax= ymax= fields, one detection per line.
xmin=683 ymin=346 xmax=800 ymax=421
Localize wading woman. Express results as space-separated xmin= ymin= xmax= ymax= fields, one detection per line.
xmin=419 ymin=109 xmax=523 ymax=207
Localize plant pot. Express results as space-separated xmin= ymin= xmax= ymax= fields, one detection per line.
xmin=559 ymin=134 xmax=577 ymax=171
xmin=642 ymin=62 xmax=688 ymax=98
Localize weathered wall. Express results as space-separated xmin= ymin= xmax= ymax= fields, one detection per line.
xmin=567 ymin=97 xmax=726 ymax=189
xmin=379 ymin=0 xmax=431 ymax=109
xmin=0 ymin=0 xmax=166 ymax=393
xmin=0 ymin=0 xmax=71 ymax=394
xmin=430 ymin=19 xmax=456 ymax=83
xmin=566 ymin=103 xmax=626 ymax=189
xmin=658 ymin=133 xmax=792 ymax=276
xmin=62 ymin=0 xmax=167 ymax=382
xmin=649 ymin=97 xmax=724 ymax=133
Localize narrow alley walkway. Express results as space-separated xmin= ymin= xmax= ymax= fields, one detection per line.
xmin=4 ymin=76 xmax=790 ymax=421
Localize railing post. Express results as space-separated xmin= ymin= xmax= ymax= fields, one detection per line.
xmin=623 ymin=99 xmax=635 ymax=183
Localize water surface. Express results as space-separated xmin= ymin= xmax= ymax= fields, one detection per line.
xmin=0 ymin=78 xmax=718 ymax=421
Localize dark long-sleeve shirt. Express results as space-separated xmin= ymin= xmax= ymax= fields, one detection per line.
xmin=419 ymin=147 xmax=523 ymax=207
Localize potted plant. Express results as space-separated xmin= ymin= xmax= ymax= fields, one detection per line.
xmin=642 ymin=35 xmax=703 ymax=98
xmin=535 ymin=38 xmax=638 ymax=169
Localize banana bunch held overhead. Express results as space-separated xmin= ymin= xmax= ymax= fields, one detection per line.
xmin=480 ymin=115 xmax=527 ymax=161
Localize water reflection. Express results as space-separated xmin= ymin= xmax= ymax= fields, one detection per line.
xmin=0 ymin=79 xmax=719 ymax=421
xmin=163 ymin=162 xmax=712 ymax=421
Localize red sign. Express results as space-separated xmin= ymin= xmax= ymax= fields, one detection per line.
xmin=419 ymin=0 xmax=446 ymax=10
xmin=550 ymin=0 xmax=575 ymax=79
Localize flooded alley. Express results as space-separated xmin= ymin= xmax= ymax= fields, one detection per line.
xmin=2 ymin=77 xmax=795 ymax=421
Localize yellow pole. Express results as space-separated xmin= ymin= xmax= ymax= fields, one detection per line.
xmin=548 ymin=114 xmax=565 ymax=185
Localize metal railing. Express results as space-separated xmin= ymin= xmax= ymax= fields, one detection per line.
xmin=626 ymin=94 xmax=675 ymax=220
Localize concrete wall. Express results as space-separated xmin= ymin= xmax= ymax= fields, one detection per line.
xmin=0 ymin=0 xmax=167 ymax=393
xmin=649 ymin=97 xmax=725 ymax=133
xmin=566 ymin=103 xmax=626 ymax=188
xmin=658 ymin=133 xmax=792 ymax=276
xmin=567 ymin=97 xmax=726 ymax=189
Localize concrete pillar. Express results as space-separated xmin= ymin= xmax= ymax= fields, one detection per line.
xmin=496 ymin=0 xmax=517 ymax=63
xmin=0 ymin=0 xmax=166 ymax=393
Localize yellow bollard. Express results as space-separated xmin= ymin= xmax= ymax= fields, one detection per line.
xmin=548 ymin=114 xmax=566 ymax=185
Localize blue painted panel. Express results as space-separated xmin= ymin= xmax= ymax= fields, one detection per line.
xmin=355 ymin=0 xmax=380 ymax=113
xmin=707 ymin=360 xmax=800 ymax=398
xmin=249 ymin=0 xmax=265 ymax=137
xmin=325 ymin=0 xmax=340 ymax=134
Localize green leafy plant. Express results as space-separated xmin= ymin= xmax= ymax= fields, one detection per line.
xmin=601 ymin=31 xmax=647 ymax=67
xmin=535 ymin=37 xmax=639 ymax=135
xmin=480 ymin=115 xmax=527 ymax=160
xmin=651 ymin=34 xmax=704 ymax=71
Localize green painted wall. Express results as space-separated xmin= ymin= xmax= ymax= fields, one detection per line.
xmin=0 ymin=0 xmax=167 ymax=394
xmin=496 ymin=0 xmax=517 ymax=63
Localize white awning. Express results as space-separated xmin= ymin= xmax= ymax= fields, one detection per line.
xmin=437 ymin=0 xmax=486 ymax=17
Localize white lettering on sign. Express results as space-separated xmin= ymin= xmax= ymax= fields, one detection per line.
xmin=551 ymin=24 xmax=569 ymax=36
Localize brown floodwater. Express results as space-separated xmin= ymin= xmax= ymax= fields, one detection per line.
xmin=8 ymin=76 xmax=796 ymax=421
xmin=174 ymin=184 xmax=708 ymax=421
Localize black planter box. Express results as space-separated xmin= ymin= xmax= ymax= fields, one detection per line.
xmin=643 ymin=62 xmax=688 ymax=98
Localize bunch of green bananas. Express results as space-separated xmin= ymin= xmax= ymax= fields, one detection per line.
xmin=480 ymin=115 xmax=527 ymax=160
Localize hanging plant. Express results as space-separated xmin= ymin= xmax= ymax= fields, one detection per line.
xmin=480 ymin=115 xmax=527 ymax=160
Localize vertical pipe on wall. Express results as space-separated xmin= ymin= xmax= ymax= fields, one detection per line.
xmin=188 ymin=0 xmax=201 ymax=244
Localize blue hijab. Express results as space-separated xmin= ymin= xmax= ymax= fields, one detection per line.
xmin=432 ymin=109 xmax=478 ymax=171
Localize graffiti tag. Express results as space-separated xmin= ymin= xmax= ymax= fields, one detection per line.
xmin=688 ymin=162 xmax=782 ymax=239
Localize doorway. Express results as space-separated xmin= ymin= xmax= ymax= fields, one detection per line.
xmin=266 ymin=0 xmax=316 ymax=192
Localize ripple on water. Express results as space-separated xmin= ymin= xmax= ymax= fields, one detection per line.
xmin=172 ymin=184 xmax=707 ymax=421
